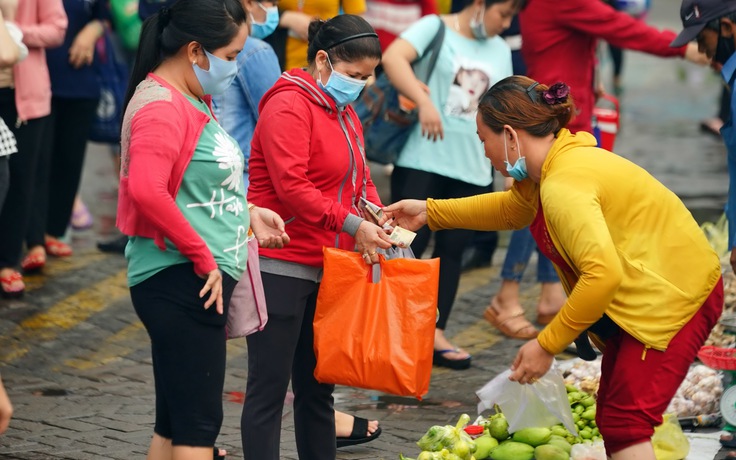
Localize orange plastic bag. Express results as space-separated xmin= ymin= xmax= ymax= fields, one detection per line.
xmin=314 ymin=247 xmax=439 ymax=399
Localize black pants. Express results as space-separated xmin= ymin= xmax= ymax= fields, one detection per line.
xmin=241 ymin=272 xmax=336 ymax=460
xmin=0 ymin=88 xmax=51 ymax=268
xmin=130 ymin=263 xmax=237 ymax=446
xmin=27 ymin=96 xmax=99 ymax=246
xmin=0 ymin=156 xmax=9 ymax=216
xmin=391 ymin=166 xmax=488 ymax=330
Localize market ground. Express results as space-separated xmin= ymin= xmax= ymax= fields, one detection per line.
xmin=1 ymin=0 xmax=735 ymax=458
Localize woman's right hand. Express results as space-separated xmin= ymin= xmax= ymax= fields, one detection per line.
xmin=382 ymin=199 xmax=428 ymax=231
xmin=418 ymin=100 xmax=443 ymax=142
xmin=354 ymin=221 xmax=393 ymax=265
xmin=199 ymin=269 xmax=224 ymax=314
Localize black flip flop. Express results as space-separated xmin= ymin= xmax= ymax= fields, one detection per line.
xmin=213 ymin=447 xmax=225 ymax=459
xmin=721 ymin=434 xmax=736 ymax=448
xmin=336 ymin=416 xmax=382 ymax=448
xmin=433 ymin=349 xmax=471 ymax=370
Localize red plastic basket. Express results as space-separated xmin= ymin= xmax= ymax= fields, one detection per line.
xmin=698 ymin=346 xmax=736 ymax=370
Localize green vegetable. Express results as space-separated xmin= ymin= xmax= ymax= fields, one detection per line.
xmin=488 ymin=441 xmax=534 ymax=460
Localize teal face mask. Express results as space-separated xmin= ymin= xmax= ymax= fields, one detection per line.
xmin=193 ymin=49 xmax=238 ymax=96
xmin=250 ymin=4 xmax=279 ymax=39
xmin=318 ymin=55 xmax=367 ymax=107
xmin=504 ymin=131 xmax=528 ymax=181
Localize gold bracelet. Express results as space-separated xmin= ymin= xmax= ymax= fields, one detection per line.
xmin=247 ymin=203 xmax=256 ymax=211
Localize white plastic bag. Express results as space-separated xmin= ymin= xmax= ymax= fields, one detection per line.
xmin=476 ymin=362 xmax=577 ymax=434
xmin=570 ymin=441 xmax=606 ymax=460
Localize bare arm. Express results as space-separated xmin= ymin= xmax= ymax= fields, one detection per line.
xmin=382 ymin=38 xmax=443 ymax=141
xmin=0 ymin=12 xmax=20 ymax=67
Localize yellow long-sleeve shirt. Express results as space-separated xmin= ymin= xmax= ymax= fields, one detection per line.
xmin=427 ymin=129 xmax=721 ymax=355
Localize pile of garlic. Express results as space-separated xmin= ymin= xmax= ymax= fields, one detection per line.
xmin=666 ymin=365 xmax=722 ymax=417
xmin=562 ymin=360 xmax=723 ymax=417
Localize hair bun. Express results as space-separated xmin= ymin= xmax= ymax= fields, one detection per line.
xmin=307 ymin=19 xmax=326 ymax=44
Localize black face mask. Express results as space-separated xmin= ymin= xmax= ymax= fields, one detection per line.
xmin=715 ymin=28 xmax=736 ymax=64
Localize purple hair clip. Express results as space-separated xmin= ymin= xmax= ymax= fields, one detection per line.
xmin=542 ymin=82 xmax=570 ymax=105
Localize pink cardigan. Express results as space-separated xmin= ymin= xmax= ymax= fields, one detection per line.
xmin=117 ymin=74 xmax=218 ymax=276
xmin=13 ymin=0 xmax=67 ymax=122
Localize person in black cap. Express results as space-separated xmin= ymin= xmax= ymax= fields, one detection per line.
xmin=673 ymin=2 xmax=736 ymax=273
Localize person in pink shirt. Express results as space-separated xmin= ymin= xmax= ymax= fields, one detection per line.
xmin=0 ymin=0 xmax=67 ymax=297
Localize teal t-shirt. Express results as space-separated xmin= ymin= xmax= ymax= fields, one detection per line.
xmin=126 ymin=96 xmax=250 ymax=286
xmin=397 ymin=15 xmax=512 ymax=187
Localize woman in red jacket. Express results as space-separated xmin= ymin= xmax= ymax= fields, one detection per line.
xmin=118 ymin=1 xmax=287 ymax=459
xmin=244 ymin=14 xmax=392 ymax=460
xmin=519 ymin=0 xmax=707 ymax=134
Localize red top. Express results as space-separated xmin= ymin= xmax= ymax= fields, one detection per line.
xmin=248 ymin=69 xmax=383 ymax=268
xmin=519 ymin=0 xmax=686 ymax=133
xmin=117 ymin=74 xmax=218 ymax=276
xmin=530 ymin=198 xmax=575 ymax=278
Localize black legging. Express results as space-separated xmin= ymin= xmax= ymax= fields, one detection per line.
xmin=0 ymin=88 xmax=51 ymax=268
xmin=391 ymin=166 xmax=488 ymax=330
xmin=242 ymin=272 xmax=336 ymax=460
xmin=27 ymin=96 xmax=99 ymax=246
xmin=130 ymin=263 xmax=237 ymax=446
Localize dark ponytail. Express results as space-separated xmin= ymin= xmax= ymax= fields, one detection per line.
xmin=123 ymin=0 xmax=247 ymax=113
xmin=306 ymin=14 xmax=381 ymax=65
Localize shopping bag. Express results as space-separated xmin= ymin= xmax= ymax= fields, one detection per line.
xmin=226 ymin=237 xmax=267 ymax=339
xmin=90 ymin=31 xmax=129 ymax=144
xmin=476 ymin=363 xmax=577 ymax=434
xmin=352 ymin=18 xmax=445 ymax=165
xmin=313 ymin=247 xmax=439 ymax=399
xmin=652 ymin=413 xmax=690 ymax=460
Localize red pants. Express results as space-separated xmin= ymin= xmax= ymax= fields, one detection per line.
xmin=596 ymin=277 xmax=723 ymax=456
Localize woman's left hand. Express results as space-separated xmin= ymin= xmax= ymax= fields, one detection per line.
xmin=509 ymin=339 xmax=554 ymax=385
xmin=249 ymin=205 xmax=290 ymax=249
xmin=68 ymin=20 xmax=103 ymax=69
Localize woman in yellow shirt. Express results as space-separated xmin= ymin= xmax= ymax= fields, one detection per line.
xmin=384 ymin=75 xmax=723 ymax=460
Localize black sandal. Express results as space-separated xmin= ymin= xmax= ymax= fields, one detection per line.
xmin=336 ymin=416 xmax=382 ymax=448
xmin=213 ymin=447 xmax=225 ymax=459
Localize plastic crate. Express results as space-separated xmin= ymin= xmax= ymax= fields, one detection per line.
xmin=698 ymin=346 xmax=736 ymax=371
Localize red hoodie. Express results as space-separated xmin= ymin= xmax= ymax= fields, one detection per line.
xmin=520 ymin=0 xmax=686 ymax=133
xmin=248 ymin=68 xmax=382 ymax=269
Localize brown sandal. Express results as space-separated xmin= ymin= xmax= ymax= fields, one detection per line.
xmin=536 ymin=312 xmax=557 ymax=326
xmin=484 ymin=303 xmax=539 ymax=340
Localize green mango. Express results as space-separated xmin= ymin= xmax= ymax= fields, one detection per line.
xmin=488 ymin=441 xmax=534 ymax=460
xmin=488 ymin=416 xmax=509 ymax=441
xmin=547 ymin=437 xmax=572 ymax=454
xmin=511 ymin=427 xmax=552 ymax=447
xmin=549 ymin=425 xmax=569 ymax=438
xmin=473 ymin=435 xmax=498 ymax=460
xmin=534 ymin=444 xmax=569 ymax=460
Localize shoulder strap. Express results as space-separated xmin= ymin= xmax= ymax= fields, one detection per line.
xmin=415 ymin=16 xmax=446 ymax=83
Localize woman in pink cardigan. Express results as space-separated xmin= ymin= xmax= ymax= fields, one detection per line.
xmin=0 ymin=0 xmax=67 ymax=297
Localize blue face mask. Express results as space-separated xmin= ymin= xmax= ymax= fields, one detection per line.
xmin=318 ymin=55 xmax=367 ymax=107
xmin=250 ymin=4 xmax=279 ymax=39
xmin=192 ymin=48 xmax=238 ymax=96
xmin=504 ymin=131 xmax=528 ymax=181
xmin=470 ymin=7 xmax=488 ymax=40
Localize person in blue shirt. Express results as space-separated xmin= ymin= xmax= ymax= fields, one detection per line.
xmin=672 ymin=0 xmax=736 ymax=275
xmin=213 ymin=0 xmax=281 ymax=190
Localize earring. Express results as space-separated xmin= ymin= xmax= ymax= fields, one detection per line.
xmin=192 ymin=60 xmax=196 ymax=65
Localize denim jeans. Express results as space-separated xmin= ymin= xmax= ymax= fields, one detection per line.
xmin=501 ymin=226 xmax=559 ymax=283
